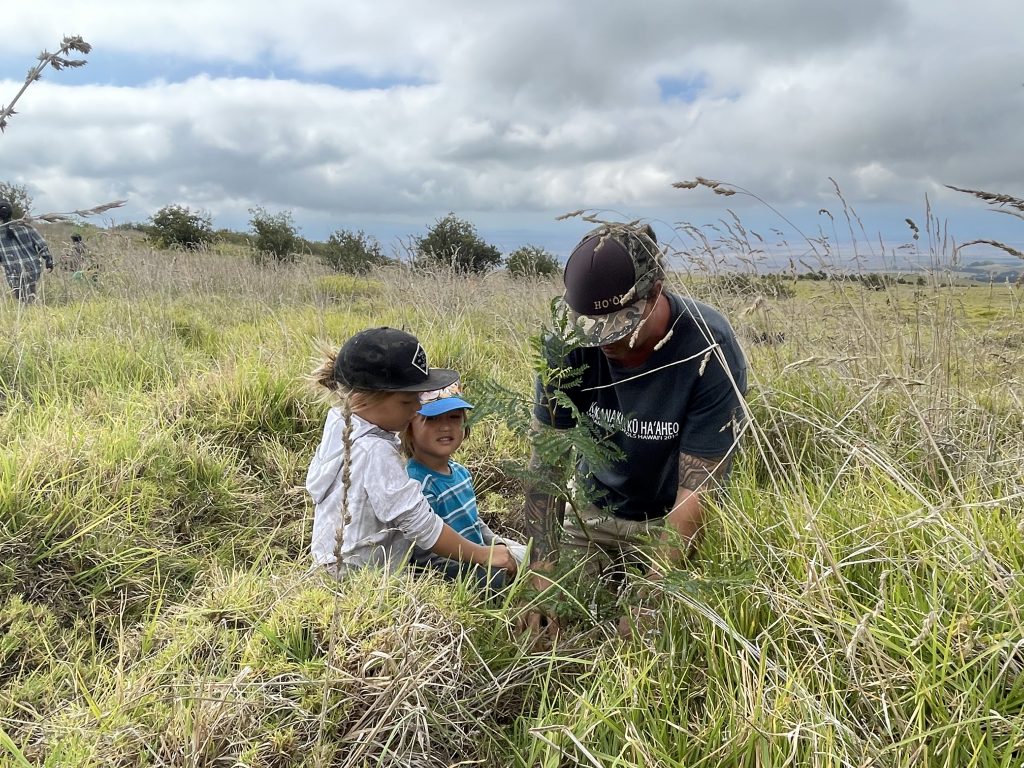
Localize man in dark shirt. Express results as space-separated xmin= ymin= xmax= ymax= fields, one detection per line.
xmin=524 ymin=222 xmax=747 ymax=630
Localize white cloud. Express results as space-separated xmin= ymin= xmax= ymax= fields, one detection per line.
xmin=2 ymin=0 xmax=1022 ymax=254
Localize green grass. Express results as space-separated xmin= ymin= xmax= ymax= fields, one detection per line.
xmin=1 ymin=235 xmax=1022 ymax=766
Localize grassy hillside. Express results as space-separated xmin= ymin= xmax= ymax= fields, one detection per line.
xmin=1 ymin=231 xmax=1022 ymax=766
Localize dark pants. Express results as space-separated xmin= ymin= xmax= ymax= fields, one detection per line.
xmin=410 ymin=557 xmax=512 ymax=600
xmin=5 ymin=270 xmax=37 ymax=303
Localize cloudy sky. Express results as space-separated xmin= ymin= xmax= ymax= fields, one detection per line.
xmin=3 ymin=0 xmax=1023 ymax=265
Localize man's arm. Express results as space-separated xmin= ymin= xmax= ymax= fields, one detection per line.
xmin=656 ymin=450 xmax=734 ymax=568
xmin=30 ymin=228 xmax=53 ymax=271
xmin=523 ymin=417 xmax=567 ymax=572
xmin=520 ymin=417 xmax=569 ymax=636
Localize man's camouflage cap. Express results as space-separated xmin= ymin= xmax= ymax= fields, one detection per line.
xmin=557 ymin=223 xmax=664 ymax=346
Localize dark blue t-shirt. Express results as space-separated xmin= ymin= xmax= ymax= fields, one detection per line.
xmin=534 ymin=292 xmax=747 ymax=521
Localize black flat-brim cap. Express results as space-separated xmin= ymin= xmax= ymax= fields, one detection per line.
xmin=335 ymin=327 xmax=458 ymax=392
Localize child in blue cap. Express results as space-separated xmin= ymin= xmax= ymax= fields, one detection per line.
xmin=401 ymin=379 xmax=526 ymax=590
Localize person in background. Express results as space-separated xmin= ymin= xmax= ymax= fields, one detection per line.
xmin=64 ymin=233 xmax=86 ymax=270
xmin=307 ymin=326 xmax=518 ymax=582
xmin=64 ymin=233 xmax=99 ymax=282
xmin=0 ymin=199 xmax=53 ymax=303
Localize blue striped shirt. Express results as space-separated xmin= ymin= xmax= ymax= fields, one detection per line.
xmin=406 ymin=459 xmax=487 ymax=547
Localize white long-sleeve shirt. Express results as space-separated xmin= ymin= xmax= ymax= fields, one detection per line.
xmin=307 ymin=409 xmax=443 ymax=574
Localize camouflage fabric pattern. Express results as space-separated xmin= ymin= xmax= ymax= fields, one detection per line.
xmin=558 ymin=223 xmax=664 ymax=346
xmin=558 ymin=297 xmax=647 ymax=346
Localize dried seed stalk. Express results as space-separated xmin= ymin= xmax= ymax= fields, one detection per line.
xmin=1 ymin=35 xmax=92 ymax=133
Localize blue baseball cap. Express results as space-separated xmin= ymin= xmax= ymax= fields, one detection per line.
xmin=417 ymin=381 xmax=474 ymax=417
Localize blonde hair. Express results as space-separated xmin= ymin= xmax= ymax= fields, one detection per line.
xmin=398 ymin=423 xmax=415 ymax=458
xmin=309 ymin=346 xmax=404 ymax=411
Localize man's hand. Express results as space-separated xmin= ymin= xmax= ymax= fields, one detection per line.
xmin=45 ymin=258 xmax=54 ymax=272
xmin=519 ymin=570 xmax=560 ymax=640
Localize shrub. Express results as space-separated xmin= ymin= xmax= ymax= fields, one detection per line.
xmin=0 ymin=181 xmax=33 ymax=219
xmin=506 ymin=244 xmax=560 ymax=278
xmin=215 ymin=228 xmax=254 ymax=248
xmin=249 ymin=207 xmax=299 ymax=263
xmin=112 ymin=221 xmax=150 ymax=233
xmin=709 ymin=272 xmax=795 ymax=299
xmin=796 ymin=269 xmax=830 ymax=281
xmin=855 ymin=272 xmax=892 ymax=291
xmin=320 ymin=229 xmax=390 ymax=274
xmin=415 ymin=213 xmax=501 ymax=274
xmin=148 ymin=204 xmax=215 ymax=250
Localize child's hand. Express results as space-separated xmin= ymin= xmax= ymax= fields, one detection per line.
xmin=487 ymin=543 xmax=517 ymax=576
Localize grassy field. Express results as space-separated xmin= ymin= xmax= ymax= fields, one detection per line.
xmin=1 ymin=226 xmax=1022 ymax=766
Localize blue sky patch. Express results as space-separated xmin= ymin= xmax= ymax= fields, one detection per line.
xmin=0 ymin=51 xmax=426 ymax=90
xmin=657 ymin=72 xmax=708 ymax=103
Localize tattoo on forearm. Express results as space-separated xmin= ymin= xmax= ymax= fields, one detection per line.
xmin=524 ymin=488 xmax=559 ymax=564
xmin=677 ymin=451 xmax=733 ymax=494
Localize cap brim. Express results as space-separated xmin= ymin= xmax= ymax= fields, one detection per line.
xmin=388 ymin=367 xmax=460 ymax=392
xmin=418 ymin=396 xmax=474 ymax=417
xmin=556 ymin=296 xmax=645 ymax=347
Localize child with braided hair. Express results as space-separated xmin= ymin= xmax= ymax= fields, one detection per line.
xmin=307 ymin=327 xmax=517 ymax=587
